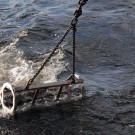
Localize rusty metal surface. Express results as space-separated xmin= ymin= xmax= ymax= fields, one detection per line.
xmin=15 ymin=78 xmax=83 ymax=93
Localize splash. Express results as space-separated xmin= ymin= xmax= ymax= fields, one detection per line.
xmin=0 ymin=30 xmax=68 ymax=87
xmin=0 ymin=29 xmax=70 ymax=117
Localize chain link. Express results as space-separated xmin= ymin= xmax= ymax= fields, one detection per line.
xmin=79 ymin=0 xmax=88 ymax=6
xmin=25 ymin=0 xmax=88 ymax=89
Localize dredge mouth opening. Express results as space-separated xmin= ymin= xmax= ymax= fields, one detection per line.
xmin=0 ymin=83 xmax=16 ymax=115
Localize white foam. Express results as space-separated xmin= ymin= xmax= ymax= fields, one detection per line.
xmin=0 ymin=30 xmax=68 ymax=87
xmin=0 ymin=30 xmax=69 ymax=117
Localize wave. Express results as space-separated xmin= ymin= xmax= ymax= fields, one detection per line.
xmin=0 ymin=30 xmax=68 ymax=87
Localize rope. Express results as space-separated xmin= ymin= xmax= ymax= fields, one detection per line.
xmin=25 ymin=0 xmax=88 ymax=89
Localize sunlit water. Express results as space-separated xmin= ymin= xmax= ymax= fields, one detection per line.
xmin=0 ymin=0 xmax=135 ymax=134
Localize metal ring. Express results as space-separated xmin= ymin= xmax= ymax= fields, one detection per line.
xmin=0 ymin=83 xmax=16 ymax=114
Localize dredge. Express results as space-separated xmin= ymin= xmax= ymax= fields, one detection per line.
xmin=0 ymin=0 xmax=88 ymax=114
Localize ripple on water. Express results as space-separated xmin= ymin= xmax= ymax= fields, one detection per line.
xmin=0 ymin=0 xmax=135 ymax=135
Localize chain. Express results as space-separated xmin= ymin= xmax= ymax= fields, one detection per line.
xmin=71 ymin=0 xmax=88 ymax=82
xmin=25 ymin=0 xmax=88 ymax=89
xmin=25 ymin=26 xmax=72 ymax=89
xmin=72 ymin=26 xmax=76 ymax=81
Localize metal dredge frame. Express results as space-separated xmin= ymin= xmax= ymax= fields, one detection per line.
xmin=1 ymin=0 xmax=88 ymax=114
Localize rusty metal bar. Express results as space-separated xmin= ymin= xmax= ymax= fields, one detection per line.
xmin=55 ymin=86 xmax=63 ymax=100
xmin=31 ymin=89 xmax=40 ymax=105
xmin=14 ymin=78 xmax=83 ymax=93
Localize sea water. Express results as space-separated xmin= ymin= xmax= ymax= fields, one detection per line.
xmin=0 ymin=0 xmax=135 ymax=134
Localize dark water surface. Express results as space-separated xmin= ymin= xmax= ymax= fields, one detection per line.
xmin=0 ymin=0 xmax=135 ymax=134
